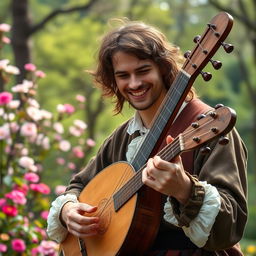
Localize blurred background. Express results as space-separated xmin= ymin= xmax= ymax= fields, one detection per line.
xmin=0 ymin=0 xmax=255 ymax=254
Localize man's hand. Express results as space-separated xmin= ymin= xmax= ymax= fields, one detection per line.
xmin=142 ymin=135 xmax=192 ymax=204
xmin=61 ymin=202 xmax=100 ymax=238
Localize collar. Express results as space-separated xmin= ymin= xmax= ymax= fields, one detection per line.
xmin=127 ymin=101 xmax=188 ymax=136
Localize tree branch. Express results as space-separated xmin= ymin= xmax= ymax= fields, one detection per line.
xmin=29 ymin=0 xmax=99 ymax=35
xmin=208 ymin=0 xmax=256 ymax=31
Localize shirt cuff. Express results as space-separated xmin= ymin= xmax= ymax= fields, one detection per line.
xmin=47 ymin=194 xmax=78 ymax=243
xmin=164 ymin=181 xmax=221 ymax=247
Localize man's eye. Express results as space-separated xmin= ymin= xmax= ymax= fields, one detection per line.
xmin=139 ymin=69 xmax=150 ymax=74
xmin=117 ymin=74 xmax=128 ymax=78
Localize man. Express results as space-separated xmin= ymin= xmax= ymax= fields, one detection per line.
xmin=47 ymin=20 xmax=247 ymax=255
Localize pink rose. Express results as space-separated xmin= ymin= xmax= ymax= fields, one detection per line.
xmin=2 ymin=205 xmax=18 ymax=217
xmin=5 ymin=190 xmax=27 ymax=205
xmin=87 ymin=138 xmax=96 ymax=147
xmin=24 ymin=172 xmax=39 ymax=183
xmin=0 ymin=243 xmax=7 ymax=253
xmin=40 ymin=210 xmax=49 ymax=220
xmin=55 ymin=185 xmax=66 ymax=195
xmin=30 ymin=183 xmax=50 ymax=194
xmin=11 ymin=238 xmax=26 ymax=253
xmin=72 ymin=146 xmax=84 ymax=158
xmin=64 ymin=103 xmax=75 ymax=114
xmin=35 ymin=70 xmax=46 ymax=78
xmin=24 ymin=63 xmax=36 ymax=71
xmin=0 ymin=92 xmax=13 ymax=105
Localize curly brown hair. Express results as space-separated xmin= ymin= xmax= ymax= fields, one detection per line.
xmin=92 ymin=20 xmax=195 ymax=114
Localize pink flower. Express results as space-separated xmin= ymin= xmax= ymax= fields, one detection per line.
xmin=2 ymin=205 xmax=18 ymax=217
xmin=5 ymin=190 xmax=27 ymax=205
xmin=30 ymin=183 xmax=50 ymax=194
xmin=14 ymin=184 xmax=29 ymax=195
xmin=55 ymin=185 xmax=66 ymax=195
xmin=20 ymin=122 xmax=37 ymax=137
xmin=39 ymin=240 xmax=58 ymax=256
xmin=0 ymin=92 xmax=13 ymax=105
xmin=0 ymin=198 xmax=7 ymax=207
xmin=35 ymin=70 xmax=46 ymax=78
xmin=11 ymin=238 xmax=26 ymax=253
xmin=0 ymin=23 xmax=11 ymax=32
xmin=24 ymin=172 xmax=39 ymax=183
xmin=64 ymin=104 xmax=75 ymax=114
xmin=0 ymin=243 xmax=7 ymax=253
xmin=56 ymin=157 xmax=65 ymax=165
xmin=76 ymin=94 xmax=86 ymax=102
xmin=68 ymin=162 xmax=76 ymax=170
xmin=40 ymin=210 xmax=49 ymax=220
xmin=72 ymin=146 xmax=84 ymax=158
xmin=24 ymin=63 xmax=36 ymax=71
xmin=87 ymin=138 xmax=96 ymax=147
xmin=2 ymin=36 xmax=11 ymax=44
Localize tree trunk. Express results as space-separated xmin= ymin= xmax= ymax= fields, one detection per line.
xmin=11 ymin=0 xmax=32 ymax=84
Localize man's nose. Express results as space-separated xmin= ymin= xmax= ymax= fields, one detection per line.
xmin=129 ymin=75 xmax=142 ymax=89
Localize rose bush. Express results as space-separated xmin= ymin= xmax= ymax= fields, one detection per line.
xmin=0 ymin=24 xmax=95 ymax=255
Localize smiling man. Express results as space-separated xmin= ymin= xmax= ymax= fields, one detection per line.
xmin=47 ymin=20 xmax=247 ymax=256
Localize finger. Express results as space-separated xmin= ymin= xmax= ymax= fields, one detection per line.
xmin=77 ymin=203 xmax=98 ymax=213
xmin=68 ymin=222 xmax=99 ymax=238
xmin=166 ymin=135 xmax=174 ymax=145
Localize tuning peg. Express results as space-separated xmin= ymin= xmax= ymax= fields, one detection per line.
xmin=221 ymin=42 xmax=234 ymax=53
xmin=193 ymin=35 xmax=201 ymax=43
xmin=214 ymin=104 xmax=224 ymax=109
xmin=209 ymin=111 xmax=217 ymax=118
xmin=200 ymin=146 xmax=211 ymax=155
xmin=193 ymin=137 xmax=201 ymax=143
xmin=197 ymin=113 xmax=206 ymax=120
xmin=184 ymin=51 xmax=191 ymax=58
xmin=219 ymin=136 xmax=229 ymax=145
xmin=211 ymin=127 xmax=219 ymax=133
xmin=200 ymin=71 xmax=212 ymax=81
xmin=191 ymin=122 xmax=199 ymax=128
xmin=210 ymin=59 xmax=222 ymax=70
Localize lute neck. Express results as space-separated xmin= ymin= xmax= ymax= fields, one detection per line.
xmin=131 ymin=70 xmax=191 ymax=171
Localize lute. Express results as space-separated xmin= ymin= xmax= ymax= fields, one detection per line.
xmin=60 ymin=105 xmax=236 ymax=256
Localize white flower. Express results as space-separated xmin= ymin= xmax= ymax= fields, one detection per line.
xmin=7 ymin=100 xmax=20 ymax=109
xmin=53 ymin=122 xmax=64 ymax=134
xmin=27 ymin=106 xmax=42 ymax=121
xmin=12 ymin=80 xmax=33 ymax=93
xmin=57 ymin=104 xmax=65 ymax=113
xmin=0 ymin=124 xmax=10 ymax=140
xmin=0 ymin=59 xmax=9 ymax=69
xmin=74 ymin=119 xmax=87 ymax=130
xmin=19 ymin=156 xmax=34 ymax=168
xmin=59 ymin=140 xmax=71 ymax=152
xmin=41 ymin=109 xmax=52 ymax=119
xmin=27 ymin=98 xmax=40 ymax=108
xmin=5 ymin=65 xmax=20 ymax=75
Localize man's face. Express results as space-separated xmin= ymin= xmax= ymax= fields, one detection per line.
xmin=112 ymin=51 xmax=167 ymax=116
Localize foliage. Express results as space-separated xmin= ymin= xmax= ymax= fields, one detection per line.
xmin=0 ymin=24 xmax=95 ymax=255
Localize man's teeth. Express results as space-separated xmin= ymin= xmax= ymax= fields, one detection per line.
xmin=131 ymin=90 xmax=147 ymax=96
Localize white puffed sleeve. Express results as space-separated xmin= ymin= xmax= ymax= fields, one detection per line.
xmin=47 ymin=194 xmax=78 ymax=243
xmin=164 ymin=181 xmax=221 ymax=247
